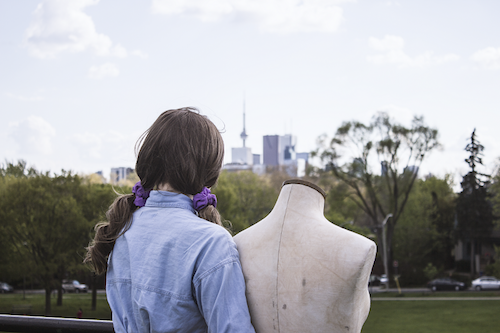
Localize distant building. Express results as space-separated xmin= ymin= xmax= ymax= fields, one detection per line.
xmin=261 ymin=134 xmax=310 ymax=177
xmin=263 ymin=135 xmax=280 ymax=167
xmin=223 ymin=163 xmax=253 ymax=172
xmin=296 ymin=152 xmax=309 ymax=177
xmin=224 ymin=102 xmax=308 ymax=177
xmin=92 ymin=171 xmax=107 ymax=183
xmin=224 ymin=101 xmax=254 ymax=172
xmin=280 ymin=134 xmax=296 ymax=165
xmin=404 ymin=165 xmax=419 ymax=175
xmin=381 ymin=161 xmax=388 ymax=176
xmin=232 ymin=147 xmax=253 ymax=165
xmin=253 ymin=154 xmax=261 ymax=165
xmin=110 ymin=167 xmax=134 ymax=184
xmin=296 ymin=152 xmax=309 ymax=163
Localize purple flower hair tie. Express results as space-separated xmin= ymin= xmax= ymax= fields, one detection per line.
xmin=193 ymin=187 xmax=217 ymax=211
xmin=132 ymin=181 xmax=151 ymax=207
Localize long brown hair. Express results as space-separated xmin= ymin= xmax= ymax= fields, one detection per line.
xmin=84 ymin=107 xmax=225 ymax=274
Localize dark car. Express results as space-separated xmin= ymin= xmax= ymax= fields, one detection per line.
xmin=427 ymin=278 xmax=466 ymax=291
xmin=0 ymin=282 xmax=14 ymax=293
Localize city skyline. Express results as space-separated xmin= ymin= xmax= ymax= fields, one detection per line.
xmin=1 ymin=1 xmax=499 ymax=190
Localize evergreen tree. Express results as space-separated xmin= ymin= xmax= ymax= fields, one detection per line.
xmin=456 ymin=129 xmax=494 ymax=276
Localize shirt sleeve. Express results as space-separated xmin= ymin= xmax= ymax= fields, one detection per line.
xmin=193 ymin=258 xmax=256 ymax=333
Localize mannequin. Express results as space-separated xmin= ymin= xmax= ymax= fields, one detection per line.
xmin=233 ymin=179 xmax=376 ymax=333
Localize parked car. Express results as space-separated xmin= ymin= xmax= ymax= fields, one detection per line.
xmin=0 ymin=282 xmax=14 ymax=293
xmin=471 ymin=276 xmax=500 ymax=291
xmin=62 ymin=280 xmax=88 ymax=293
xmin=380 ymin=274 xmax=388 ymax=284
xmin=427 ymin=278 xmax=466 ymax=291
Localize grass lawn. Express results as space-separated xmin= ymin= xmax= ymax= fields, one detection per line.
xmin=2 ymin=292 xmax=499 ymax=332
xmin=371 ymin=290 xmax=500 ymax=298
xmin=0 ymin=292 xmax=111 ymax=320
xmin=363 ymin=298 xmax=500 ymax=333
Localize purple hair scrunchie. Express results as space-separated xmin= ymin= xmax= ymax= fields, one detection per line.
xmin=193 ymin=187 xmax=217 ymax=211
xmin=132 ymin=181 xmax=151 ymax=207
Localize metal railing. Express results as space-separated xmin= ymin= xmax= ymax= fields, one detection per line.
xmin=0 ymin=314 xmax=113 ymax=333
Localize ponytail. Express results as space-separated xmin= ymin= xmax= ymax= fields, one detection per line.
xmin=84 ymin=194 xmax=138 ymax=275
xmin=198 ymin=205 xmax=222 ymax=226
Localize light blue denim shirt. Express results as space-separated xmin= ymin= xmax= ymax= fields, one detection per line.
xmin=106 ymin=191 xmax=255 ymax=333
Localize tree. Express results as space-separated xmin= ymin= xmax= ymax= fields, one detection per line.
xmin=213 ymin=171 xmax=279 ymax=233
xmin=456 ymin=129 xmax=494 ymax=276
xmin=491 ymin=163 xmax=500 ymax=229
xmin=393 ymin=175 xmax=456 ymax=285
xmin=314 ymin=112 xmax=440 ymax=282
xmin=0 ymin=162 xmax=91 ymax=315
xmin=79 ymin=179 xmax=124 ymax=310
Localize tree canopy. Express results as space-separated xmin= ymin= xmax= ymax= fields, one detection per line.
xmin=0 ymin=161 xmax=118 ymax=315
xmin=313 ymin=112 xmax=440 ymax=280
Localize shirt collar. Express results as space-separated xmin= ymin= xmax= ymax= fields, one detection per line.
xmin=144 ymin=190 xmax=196 ymax=214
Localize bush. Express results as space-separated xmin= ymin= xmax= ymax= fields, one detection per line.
xmin=423 ymin=263 xmax=439 ymax=281
xmin=484 ymin=263 xmax=499 ymax=277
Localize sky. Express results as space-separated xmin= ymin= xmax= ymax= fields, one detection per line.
xmin=1 ymin=0 xmax=499 ymax=189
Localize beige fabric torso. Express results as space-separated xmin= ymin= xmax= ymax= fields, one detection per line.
xmin=234 ymin=181 xmax=376 ymax=333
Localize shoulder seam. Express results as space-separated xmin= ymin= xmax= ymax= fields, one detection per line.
xmin=193 ymin=256 xmax=240 ymax=287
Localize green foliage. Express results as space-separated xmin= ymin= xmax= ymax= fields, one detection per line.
xmin=393 ymin=175 xmax=456 ymax=285
xmin=0 ymin=160 xmax=118 ymax=315
xmin=484 ymin=245 xmax=500 ymax=277
xmin=214 ymin=168 xmax=374 ymax=238
xmin=456 ymin=130 xmax=494 ymax=276
xmin=491 ymin=165 xmax=500 ymax=227
xmin=213 ymin=171 xmax=279 ymax=233
xmin=314 ymin=112 xmax=440 ymax=284
xmin=456 ymin=174 xmax=493 ymax=239
xmin=423 ymin=263 xmax=438 ymax=281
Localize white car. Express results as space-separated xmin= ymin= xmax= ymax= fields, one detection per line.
xmin=471 ymin=276 xmax=500 ymax=291
xmin=62 ymin=280 xmax=88 ymax=293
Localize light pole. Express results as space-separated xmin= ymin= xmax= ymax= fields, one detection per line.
xmin=381 ymin=213 xmax=393 ymax=290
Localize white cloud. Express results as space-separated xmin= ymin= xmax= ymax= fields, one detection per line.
xmin=471 ymin=47 xmax=500 ymax=70
xmin=131 ymin=49 xmax=149 ymax=59
xmin=72 ymin=132 xmax=102 ymax=158
xmin=25 ymin=0 xmax=127 ymax=58
xmin=367 ymin=35 xmax=460 ymax=68
xmin=88 ymin=63 xmax=120 ymax=79
xmin=384 ymin=1 xmax=401 ymax=6
xmin=151 ymin=0 xmax=352 ymax=33
xmin=4 ymin=91 xmax=44 ymax=102
xmin=8 ymin=116 xmax=56 ymax=155
xmin=69 ymin=130 xmax=134 ymax=164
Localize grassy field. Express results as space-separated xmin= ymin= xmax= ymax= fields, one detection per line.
xmin=0 ymin=292 xmax=111 ymax=320
xmin=363 ymin=299 xmax=500 ymax=333
xmin=1 ymin=292 xmax=499 ymax=332
xmin=371 ymin=290 xmax=500 ymax=298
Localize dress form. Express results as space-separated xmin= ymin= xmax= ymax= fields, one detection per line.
xmin=233 ymin=180 xmax=376 ymax=333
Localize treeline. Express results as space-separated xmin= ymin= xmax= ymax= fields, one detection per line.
xmin=1 ymin=158 xmax=500 ymax=315
xmin=0 ymin=161 xmax=118 ymax=315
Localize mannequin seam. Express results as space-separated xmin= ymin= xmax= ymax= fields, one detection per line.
xmin=275 ymin=186 xmax=293 ymax=333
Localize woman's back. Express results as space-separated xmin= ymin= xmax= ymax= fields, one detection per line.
xmin=107 ymin=191 xmax=254 ymax=333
